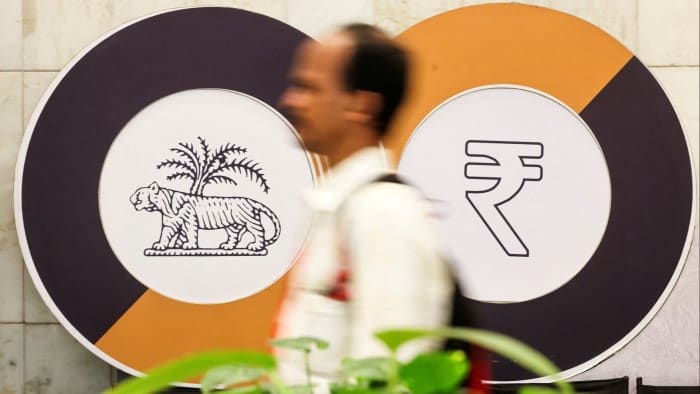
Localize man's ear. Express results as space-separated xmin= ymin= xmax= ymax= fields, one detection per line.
xmin=345 ymin=90 xmax=382 ymax=126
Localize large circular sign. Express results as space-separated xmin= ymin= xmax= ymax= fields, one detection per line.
xmin=16 ymin=7 xmax=312 ymax=381
xmin=390 ymin=4 xmax=696 ymax=382
xmin=400 ymin=85 xmax=611 ymax=303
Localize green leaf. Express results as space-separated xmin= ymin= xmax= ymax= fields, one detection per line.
xmin=340 ymin=357 xmax=393 ymax=382
xmin=271 ymin=337 xmax=329 ymax=353
xmin=374 ymin=328 xmax=573 ymax=394
xmin=330 ymin=383 xmax=385 ymax=394
xmin=398 ymin=351 xmax=469 ymax=394
xmin=201 ymin=366 xmax=266 ymax=393
xmin=214 ymin=383 xmax=287 ymax=394
xmin=374 ymin=329 xmax=428 ymax=353
xmin=105 ymin=351 xmax=275 ymax=394
xmin=213 ymin=387 xmax=264 ymax=394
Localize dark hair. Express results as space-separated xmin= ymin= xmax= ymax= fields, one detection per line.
xmin=339 ymin=23 xmax=408 ymax=136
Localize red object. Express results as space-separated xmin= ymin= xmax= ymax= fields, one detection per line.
xmin=467 ymin=345 xmax=492 ymax=393
xmin=326 ymin=267 xmax=351 ymax=301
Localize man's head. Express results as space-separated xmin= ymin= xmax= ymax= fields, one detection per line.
xmin=280 ymin=24 xmax=408 ymax=163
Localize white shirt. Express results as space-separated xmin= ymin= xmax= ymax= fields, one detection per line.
xmin=275 ymin=147 xmax=453 ymax=386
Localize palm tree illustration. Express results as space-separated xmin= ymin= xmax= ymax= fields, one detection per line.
xmin=157 ymin=137 xmax=270 ymax=195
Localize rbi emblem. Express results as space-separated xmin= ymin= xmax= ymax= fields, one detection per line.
xmin=99 ymin=88 xmax=311 ymax=305
xmin=131 ymin=138 xmax=281 ymax=256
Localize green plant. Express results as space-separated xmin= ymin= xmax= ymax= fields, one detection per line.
xmin=106 ymin=327 xmax=573 ymax=394
xmin=270 ymin=337 xmax=330 ymax=391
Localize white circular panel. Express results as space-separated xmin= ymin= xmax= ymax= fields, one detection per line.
xmin=398 ymin=85 xmax=611 ymax=303
xmin=100 ymin=89 xmax=313 ymax=304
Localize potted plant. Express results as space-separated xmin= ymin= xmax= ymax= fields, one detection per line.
xmin=107 ymin=327 xmax=572 ymax=394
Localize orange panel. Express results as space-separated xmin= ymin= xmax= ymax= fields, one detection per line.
xmin=385 ymin=3 xmax=633 ymax=154
xmin=96 ymin=278 xmax=287 ymax=375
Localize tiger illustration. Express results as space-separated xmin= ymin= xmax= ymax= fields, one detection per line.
xmin=130 ymin=182 xmax=281 ymax=252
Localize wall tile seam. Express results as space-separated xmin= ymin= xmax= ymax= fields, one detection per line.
xmin=15 ymin=324 xmax=25 ymax=394
xmin=105 ymin=361 xmax=113 ymax=388
xmin=22 ymin=322 xmax=26 ymax=392
xmin=0 ymin=57 xmax=25 ymax=326
xmin=0 ymin=319 xmax=24 ymax=324
xmin=110 ymin=366 xmax=118 ymax=388
xmin=635 ymin=0 xmax=639 ymax=57
xmin=282 ymin=0 xmax=289 ymax=26
xmin=9 ymin=69 xmax=60 ymax=72
xmin=20 ymin=0 xmax=23 ymax=71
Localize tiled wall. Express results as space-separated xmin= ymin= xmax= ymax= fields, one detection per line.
xmin=0 ymin=1 xmax=698 ymax=392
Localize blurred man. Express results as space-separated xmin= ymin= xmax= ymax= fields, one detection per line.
xmin=275 ymin=24 xmax=453 ymax=386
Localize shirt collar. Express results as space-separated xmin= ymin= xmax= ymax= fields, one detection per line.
xmin=304 ymin=146 xmax=391 ymax=212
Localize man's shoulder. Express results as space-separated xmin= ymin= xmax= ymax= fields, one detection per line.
xmin=343 ymin=179 xmax=429 ymax=218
